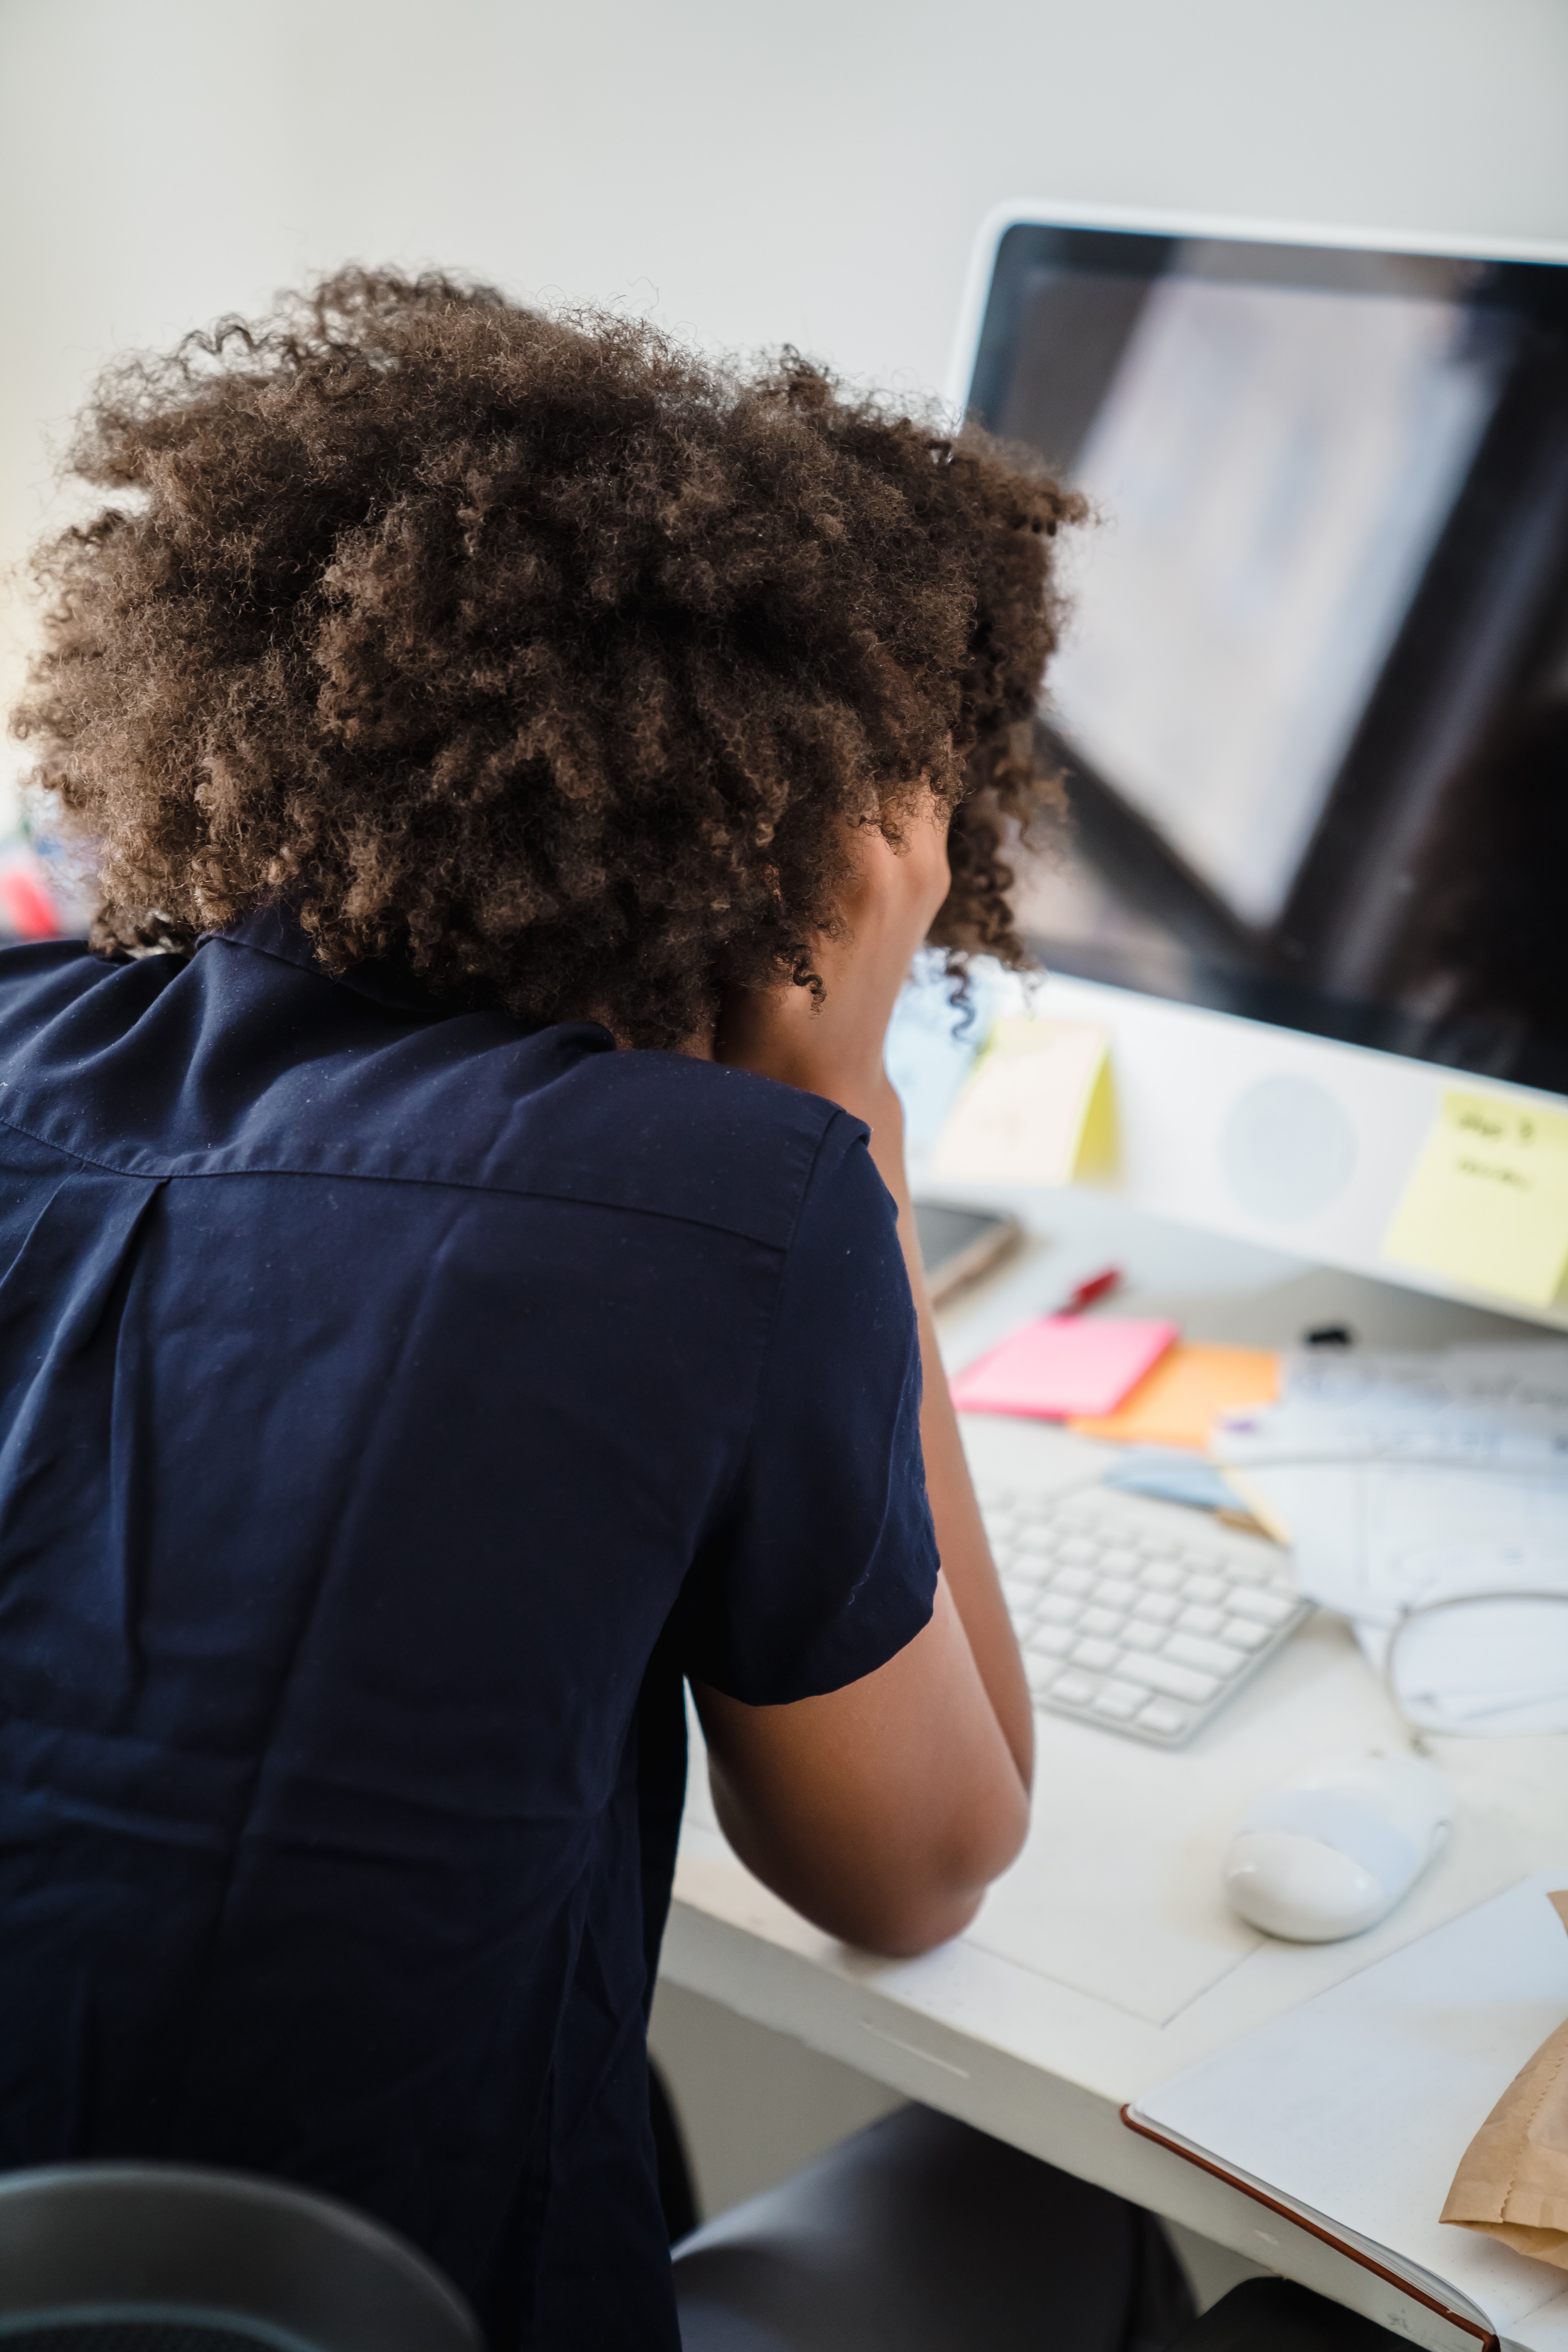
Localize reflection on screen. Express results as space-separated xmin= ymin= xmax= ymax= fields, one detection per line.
xmin=1047 ymin=263 xmax=1501 ymax=926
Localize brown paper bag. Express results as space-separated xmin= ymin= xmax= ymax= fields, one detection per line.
xmin=1441 ymin=1891 xmax=1568 ymax=2269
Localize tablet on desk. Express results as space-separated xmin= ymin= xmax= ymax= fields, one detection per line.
xmin=913 ymin=1200 xmax=1022 ymax=1307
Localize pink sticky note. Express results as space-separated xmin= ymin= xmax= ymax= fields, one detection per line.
xmin=950 ymin=1316 xmax=1177 ymax=1421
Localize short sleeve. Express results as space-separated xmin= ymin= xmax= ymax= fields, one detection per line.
xmin=679 ymin=1109 xmax=940 ymax=1705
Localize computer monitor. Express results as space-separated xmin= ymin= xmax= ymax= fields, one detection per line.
xmin=945 ymin=203 xmax=1568 ymax=1326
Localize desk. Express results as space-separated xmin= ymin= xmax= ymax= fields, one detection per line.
xmin=659 ymin=1183 xmax=1568 ymax=2352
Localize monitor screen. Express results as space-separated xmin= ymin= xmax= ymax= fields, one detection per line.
xmin=965 ymin=225 xmax=1568 ymax=1096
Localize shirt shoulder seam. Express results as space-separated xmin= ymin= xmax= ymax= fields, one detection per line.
xmin=0 ymin=1101 xmax=805 ymax=1248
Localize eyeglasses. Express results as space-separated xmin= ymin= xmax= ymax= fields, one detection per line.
xmin=1383 ymin=1590 xmax=1568 ymax=1740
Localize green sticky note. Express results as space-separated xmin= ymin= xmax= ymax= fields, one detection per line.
xmin=1383 ymin=1089 xmax=1568 ymax=1306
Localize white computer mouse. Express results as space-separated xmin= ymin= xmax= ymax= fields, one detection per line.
xmin=1221 ymin=1749 xmax=1452 ymax=1942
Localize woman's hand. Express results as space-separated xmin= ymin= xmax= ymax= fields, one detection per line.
xmin=713 ymin=793 xmax=951 ymax=1130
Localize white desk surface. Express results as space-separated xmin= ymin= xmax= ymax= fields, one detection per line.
xmin=660 ymin=1182 xmax=1568 ymax=2350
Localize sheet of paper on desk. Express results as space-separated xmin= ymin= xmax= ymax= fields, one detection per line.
xmin=1383 ymin=1089 xmax=1568 ymax=1308
xmin=1130 ymin=1875 xmax=1568 ymax=2352
xmin=1213 ymin=1345 xmax=1568 ymax=1621
xmin=1222 ymin=1457 xmax=1568 ymax=1623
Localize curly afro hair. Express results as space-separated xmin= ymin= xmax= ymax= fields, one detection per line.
xmin=14 ymin=268 xmax=1083 ymax=1048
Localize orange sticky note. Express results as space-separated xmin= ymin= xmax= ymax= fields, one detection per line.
xmin=1070 ymin=1343 xmax=1279 ymax=1450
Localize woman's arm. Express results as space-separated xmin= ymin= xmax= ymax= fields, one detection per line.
xmin=864 ymin=1077 xmax=1035 ymax=1788
xmin=695 ymin=799 xmax=1033 ymax=1955
xmin=696 ymin=1576 xmax=1029 ymax=1955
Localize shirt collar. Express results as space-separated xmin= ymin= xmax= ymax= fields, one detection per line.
xmin=211 ymin=904 xmax=449 ymax=1016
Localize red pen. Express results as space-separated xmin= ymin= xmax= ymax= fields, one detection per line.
xmin=1058 ymin=1267 xmax=1122 ymax=1316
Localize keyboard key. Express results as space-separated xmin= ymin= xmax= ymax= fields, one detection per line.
xmin=995 ymin=1481 xmax=1303 ymax=1744
xmin=1132 ymin=1592 xmax=1179 ymax=1624
xmin=1226 ymin=1586 xmax=1296 ymax=1626
xmin=1027 ymin=1624 xmax=1075 ymax=1658
xmin=1071 ymin=1636 xmax=1119 ymax=1671
xmin=1222 ymin=1615 xmax=1269 ymax=1651
xmin=1093 ymin=1680 xmax=1144 ymax=1719
xmin=1137 ymin=1699 xmax=1192 ymax=1736
xmin=1166 ymin=1631 xmax=1247 ymax=1679
xmin=1116 ymin=1653 xmax=1219 ymax=1704
xmin=1048 ymin=1673 xmax=1095 ymax=1706
xmin=1139 ymin=1562 xmax=1183 ymax=1591
xmin=1223 ymin=1556 xmax=1268 ymax=1585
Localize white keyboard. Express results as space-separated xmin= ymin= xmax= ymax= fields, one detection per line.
xmin=980 ymin=1481 xmax=1310 ymax=1747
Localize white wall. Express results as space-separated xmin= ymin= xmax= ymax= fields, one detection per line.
xmin=4 ymin=0 xmax=1568 ymax=811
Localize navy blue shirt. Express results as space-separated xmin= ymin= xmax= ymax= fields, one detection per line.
xmin=0 ymin=910 xmax=938 ymax=2347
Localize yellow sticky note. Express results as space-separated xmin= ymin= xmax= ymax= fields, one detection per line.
xmin=1070 ymin=1343 xmax=1280 ymax=1450
xmin=1383 ymin=1089 xmax=1568 ymax=1307
xmin=931 ymin=1018 xmax=1114 ymax=1186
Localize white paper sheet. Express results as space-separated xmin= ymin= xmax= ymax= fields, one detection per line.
xmin=1215 ymin=1347 xmax=1568 ymax=1643
xmin=1226 ymin=1456 xmax=1568 ymax=1624
xmin=1135 ymin=1873 xmax=1568 ymax=2350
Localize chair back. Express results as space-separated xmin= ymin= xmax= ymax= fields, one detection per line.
xmin=0 ymin=2164 xmax=481 ymax=2352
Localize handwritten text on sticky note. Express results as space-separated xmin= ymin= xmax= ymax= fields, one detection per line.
xmin=931 ymin=1018 xmax=1112 ymax=1186
xmin=1383 ymin=1089 xmax=1568 ymax=1307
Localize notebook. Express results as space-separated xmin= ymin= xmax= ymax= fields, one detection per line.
xmin=1125 ymin=1875 xmax=1568 ymax=2352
